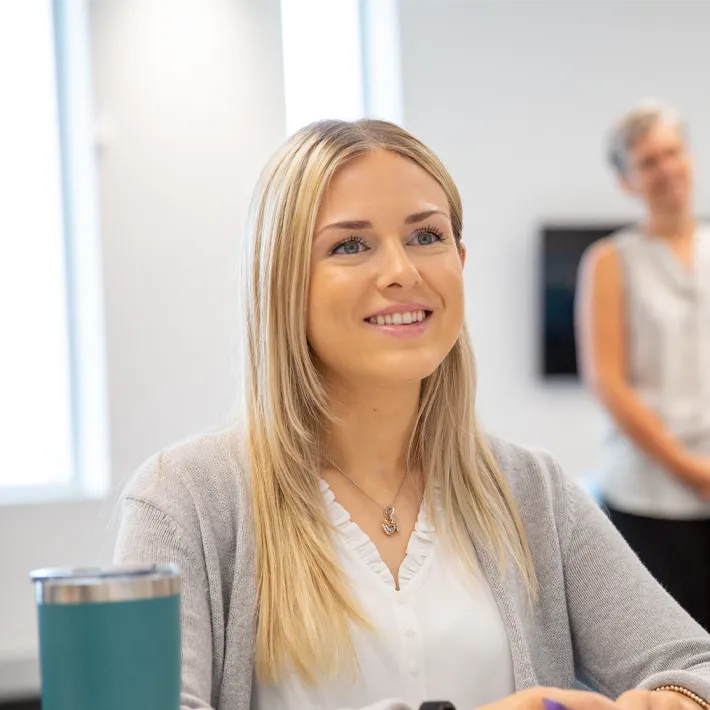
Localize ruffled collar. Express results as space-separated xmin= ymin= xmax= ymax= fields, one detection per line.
xmin=319 ymin=479 xmax=436 ymax=590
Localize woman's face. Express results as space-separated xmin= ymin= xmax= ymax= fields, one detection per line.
xmin=622 ymin=120 xmax=693 ymax=214
xmin=307 ymin=149 xmax=466 ymax=387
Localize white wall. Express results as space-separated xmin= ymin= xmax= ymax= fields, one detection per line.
xmin=398 ymin=0 xmax=710 ymax=477
xmin=6 ymin=0 xmax=710 ymax=699
xmin=0 ymin=1 xmax=285 ymax=699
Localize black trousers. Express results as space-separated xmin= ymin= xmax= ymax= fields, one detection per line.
xmin=604 ymin=502 xmax=710 ymax=632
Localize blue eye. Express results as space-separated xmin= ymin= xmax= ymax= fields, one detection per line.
xmin=331 ymin=236 xmax=369 ymax=255
xmin=409 ymin=226 xmax=446 ymax=246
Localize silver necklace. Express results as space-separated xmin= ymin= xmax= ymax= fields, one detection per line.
xmin=327 ymin=459 xmax=409 ymax=536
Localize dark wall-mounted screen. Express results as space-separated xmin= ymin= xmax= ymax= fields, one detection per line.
xmin=541 ymin=224 xmax=627 ymax=377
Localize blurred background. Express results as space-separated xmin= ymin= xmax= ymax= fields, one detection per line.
xmin=2 ymin=0 xmax=710 ymax=704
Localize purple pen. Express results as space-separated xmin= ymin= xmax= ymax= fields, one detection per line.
xmin=543 ymin=699 xmax=572 ymax=710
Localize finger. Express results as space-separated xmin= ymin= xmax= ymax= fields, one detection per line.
xmin=617 ymin=690 xmax=652 ymax=710
xmin=532 ymin=688 xmax=618 ymax=710
xmin=543 ymin=700 xmax=569 ymax=710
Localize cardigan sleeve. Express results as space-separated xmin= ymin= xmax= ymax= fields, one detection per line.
xmin=114 ymin=494 xmax=215 ymax=710
xmin=554 ymin=457 xmax=710 ymax=699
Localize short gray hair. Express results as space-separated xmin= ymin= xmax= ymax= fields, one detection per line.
xmin=607 ymin=100 xmax=686 ymax=174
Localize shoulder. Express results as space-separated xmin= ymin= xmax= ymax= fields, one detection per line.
xmin=485 ymin=434 xmax=574 ymax=551
xmin=487 ymin=434 xmax=566 ymax=496
xmin=577 ymin=233 xmax=634 ymax=301
xmin=120 ymin=425 xmax=251 ymax=534
xmin=580 ymin=225 xmax=643 ymax=268
xmin=580 ymin=235 xmax=623 ymax=273
xmin=608 ymin=224 xmax=642 ymax=245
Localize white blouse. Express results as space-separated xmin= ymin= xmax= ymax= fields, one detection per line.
xmin=252 ymin=481 xmax=515 ymax=710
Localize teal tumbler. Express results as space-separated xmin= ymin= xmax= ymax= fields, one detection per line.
xmin=30 ymin=564 xmax=181 ymax=710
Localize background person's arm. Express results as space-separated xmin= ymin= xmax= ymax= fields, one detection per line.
xmin=575 ymin=239 xmax=710 ymax=495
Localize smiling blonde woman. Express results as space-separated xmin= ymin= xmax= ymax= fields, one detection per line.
xmin=115 ymin=120 xmax=710 ymax=710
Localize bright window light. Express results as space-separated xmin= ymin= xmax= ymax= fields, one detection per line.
xmin=280 ymin=0 xmax=365 ymax=135
xmin=0 ymin=0 xmax=108 ymax=502
xmin=280 ymin=0 xmax=403 ymax=134
xmin=0 ymin=1 xmax=74 ymax=488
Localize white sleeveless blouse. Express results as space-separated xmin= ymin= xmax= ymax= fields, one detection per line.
xmin=252 ymin=481 xmax=515 ymax=710
xmin=595 ymin=224 xmax=710 ymax=518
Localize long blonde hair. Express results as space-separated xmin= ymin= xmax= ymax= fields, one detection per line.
xmin=244 ymin=119 xmax=535 ymax=684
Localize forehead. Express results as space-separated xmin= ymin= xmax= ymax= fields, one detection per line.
xmin=630 ymin=120 xmax=685 ymax=157
xmin=316 ymin=149 xmax=449 ymax=223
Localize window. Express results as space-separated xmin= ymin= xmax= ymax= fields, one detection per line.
xmin=280 ymin=0 xmax=403 ymax=136
xmin=0 ymin=1 xmax=109 ymax=503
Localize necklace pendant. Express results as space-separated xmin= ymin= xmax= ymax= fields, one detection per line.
xmin=382 ymin=505 xmax=399 ymax=536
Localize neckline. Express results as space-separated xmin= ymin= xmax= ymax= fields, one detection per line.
xmin=637 ymin=224 xmax=706 ymax=294
xmin=319 ymin=479 xmax=436 ymax=591
xmin=647 ymin=230 xmax=696 ymax=273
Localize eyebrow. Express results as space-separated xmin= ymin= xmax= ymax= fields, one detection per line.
xmin=316 ymin=209 xmax=450 ymax=236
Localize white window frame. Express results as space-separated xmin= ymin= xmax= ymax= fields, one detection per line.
xmin=1 ymin=0 xmax=109 ymax=506
xmin=279 ymin=0 xmax=403 ymax=135
xmin=359 ymin=0 xmax=403 ymax=126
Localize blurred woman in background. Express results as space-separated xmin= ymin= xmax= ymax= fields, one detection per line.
xmin=576 ymin=102 xmax=710 ymax=630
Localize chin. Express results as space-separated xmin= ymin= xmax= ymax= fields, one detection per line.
xmin=659 ymin=197 xmax=689 ymax=213
xmin=362 ymin=352 xmax=447 ymax=385
xmin=655 ymin=185 xmax=689 ymax=210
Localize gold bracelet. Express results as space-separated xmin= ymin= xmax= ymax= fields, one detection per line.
xmin=654 ymin=685 xmax=710 ymax=710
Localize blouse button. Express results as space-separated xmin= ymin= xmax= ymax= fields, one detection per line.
xmin=409 ymin=665 xmax=419 ymax=676
xmin=404 ymin=628 xmax=415 ymax=637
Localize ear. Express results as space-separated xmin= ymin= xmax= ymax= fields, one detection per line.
xmin=459 ymin=242 xmax=467 ymax=267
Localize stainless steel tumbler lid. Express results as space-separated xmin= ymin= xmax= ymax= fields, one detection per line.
xmin=30 ymin=563 xmax=180 ymax=604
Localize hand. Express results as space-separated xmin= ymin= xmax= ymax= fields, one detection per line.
xmin=617 ymin=690 xmax=701 ymax=710
xmin=477 ymin=687 xmax=617 ymax=710
xmin=683 ymin=455 xmax=710 ymax=501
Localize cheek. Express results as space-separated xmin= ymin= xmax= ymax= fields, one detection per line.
xmin=306 ymin=272 xmax=331 ymax=343
xmin=306 ymin=267 xmax=360 ymax=345
xmin=431 ymin=257 xmax=465 ymax=310
xmin=309 ymin=269 xmax=349 ymax=314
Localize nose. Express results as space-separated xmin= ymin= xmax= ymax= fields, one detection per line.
xmin=376 ymin=240 xmax=422 ymax=290
xmin=657 ymin=159 xmax=675 ymax=179
xmin=658 ymin=151 xmax=681 ymax=179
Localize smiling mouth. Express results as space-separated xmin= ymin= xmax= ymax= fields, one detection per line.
xmin=365 ymin=310 xmax=432 ymax=326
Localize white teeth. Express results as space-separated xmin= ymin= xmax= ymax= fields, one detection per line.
xmin=368 ymin=310 xmax=429 ymax=325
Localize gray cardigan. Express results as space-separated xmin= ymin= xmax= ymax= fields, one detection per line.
xmin=114 ymin=428 xmax=710 ymax=710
